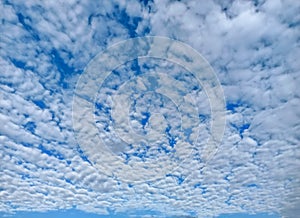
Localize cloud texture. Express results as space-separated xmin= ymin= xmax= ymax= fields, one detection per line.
xmin=0 ymin=0 xmax=299 ymax=217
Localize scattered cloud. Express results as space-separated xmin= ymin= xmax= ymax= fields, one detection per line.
xmin=0 ymin=0 xmax=299 ymax=217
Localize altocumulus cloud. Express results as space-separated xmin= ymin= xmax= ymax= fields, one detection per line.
xmin=0 ymin=0 xmax=299 ymax=218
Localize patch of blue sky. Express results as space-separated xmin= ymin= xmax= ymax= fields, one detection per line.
xmin=166 ymin=173 xmax=185 ymax=185
xmin=51 ymin=49 xmax=75 ymax=86
xmin=23 ymin=121 xmax=36 ymax=133
xmin=226 ymin=100 xmax=246 ymax=113
xmin=38 ymin=144 xmax=64 ymax=161
xmin=76 ymin=146 xmax=92 ymax=164
xmin=16 ymin=12 xmax=40 ymax=41
xmin=114 ymin=7 xmax=142 ymax=38
xmin=140 ymin=111 xmax=151 ymax=127
xmin=165 ymin=125 xmax=176 ymax=148
xmin=32 ymin=99 xmax=47 ymax=109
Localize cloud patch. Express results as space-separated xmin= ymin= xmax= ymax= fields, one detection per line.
xmin=0 ymin=0 xmax=299 ymax=217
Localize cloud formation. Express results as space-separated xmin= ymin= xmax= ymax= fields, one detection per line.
xmin=0 ymin=0 xmax=299 ymax=217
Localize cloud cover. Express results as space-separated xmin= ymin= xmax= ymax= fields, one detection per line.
xmin=0 ymin=0 xmax=299 ymax=217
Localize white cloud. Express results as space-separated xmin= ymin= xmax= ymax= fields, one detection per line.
xmin=0 ymin=0 xmax=299 ymax=217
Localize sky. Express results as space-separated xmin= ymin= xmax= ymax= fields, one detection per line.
xmin=0 ymin=0 xmax=299 ymax=218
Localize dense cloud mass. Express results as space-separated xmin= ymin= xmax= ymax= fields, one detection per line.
xmin=0 ymin=0 xmax=299 ymax=217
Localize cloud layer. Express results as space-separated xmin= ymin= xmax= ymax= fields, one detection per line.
xmin=0 ymin=0 xmax=299 ymax=217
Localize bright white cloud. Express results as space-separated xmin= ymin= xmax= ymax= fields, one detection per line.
xmin=0 ymin=0 xmax=299 ymax=217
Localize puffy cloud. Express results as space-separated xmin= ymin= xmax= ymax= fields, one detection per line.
xmin=0 ymin=0 xmax=299 ymax=217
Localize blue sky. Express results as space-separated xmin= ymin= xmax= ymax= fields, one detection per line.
xmin=0 ymin=0 xmax=299 ymax=218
